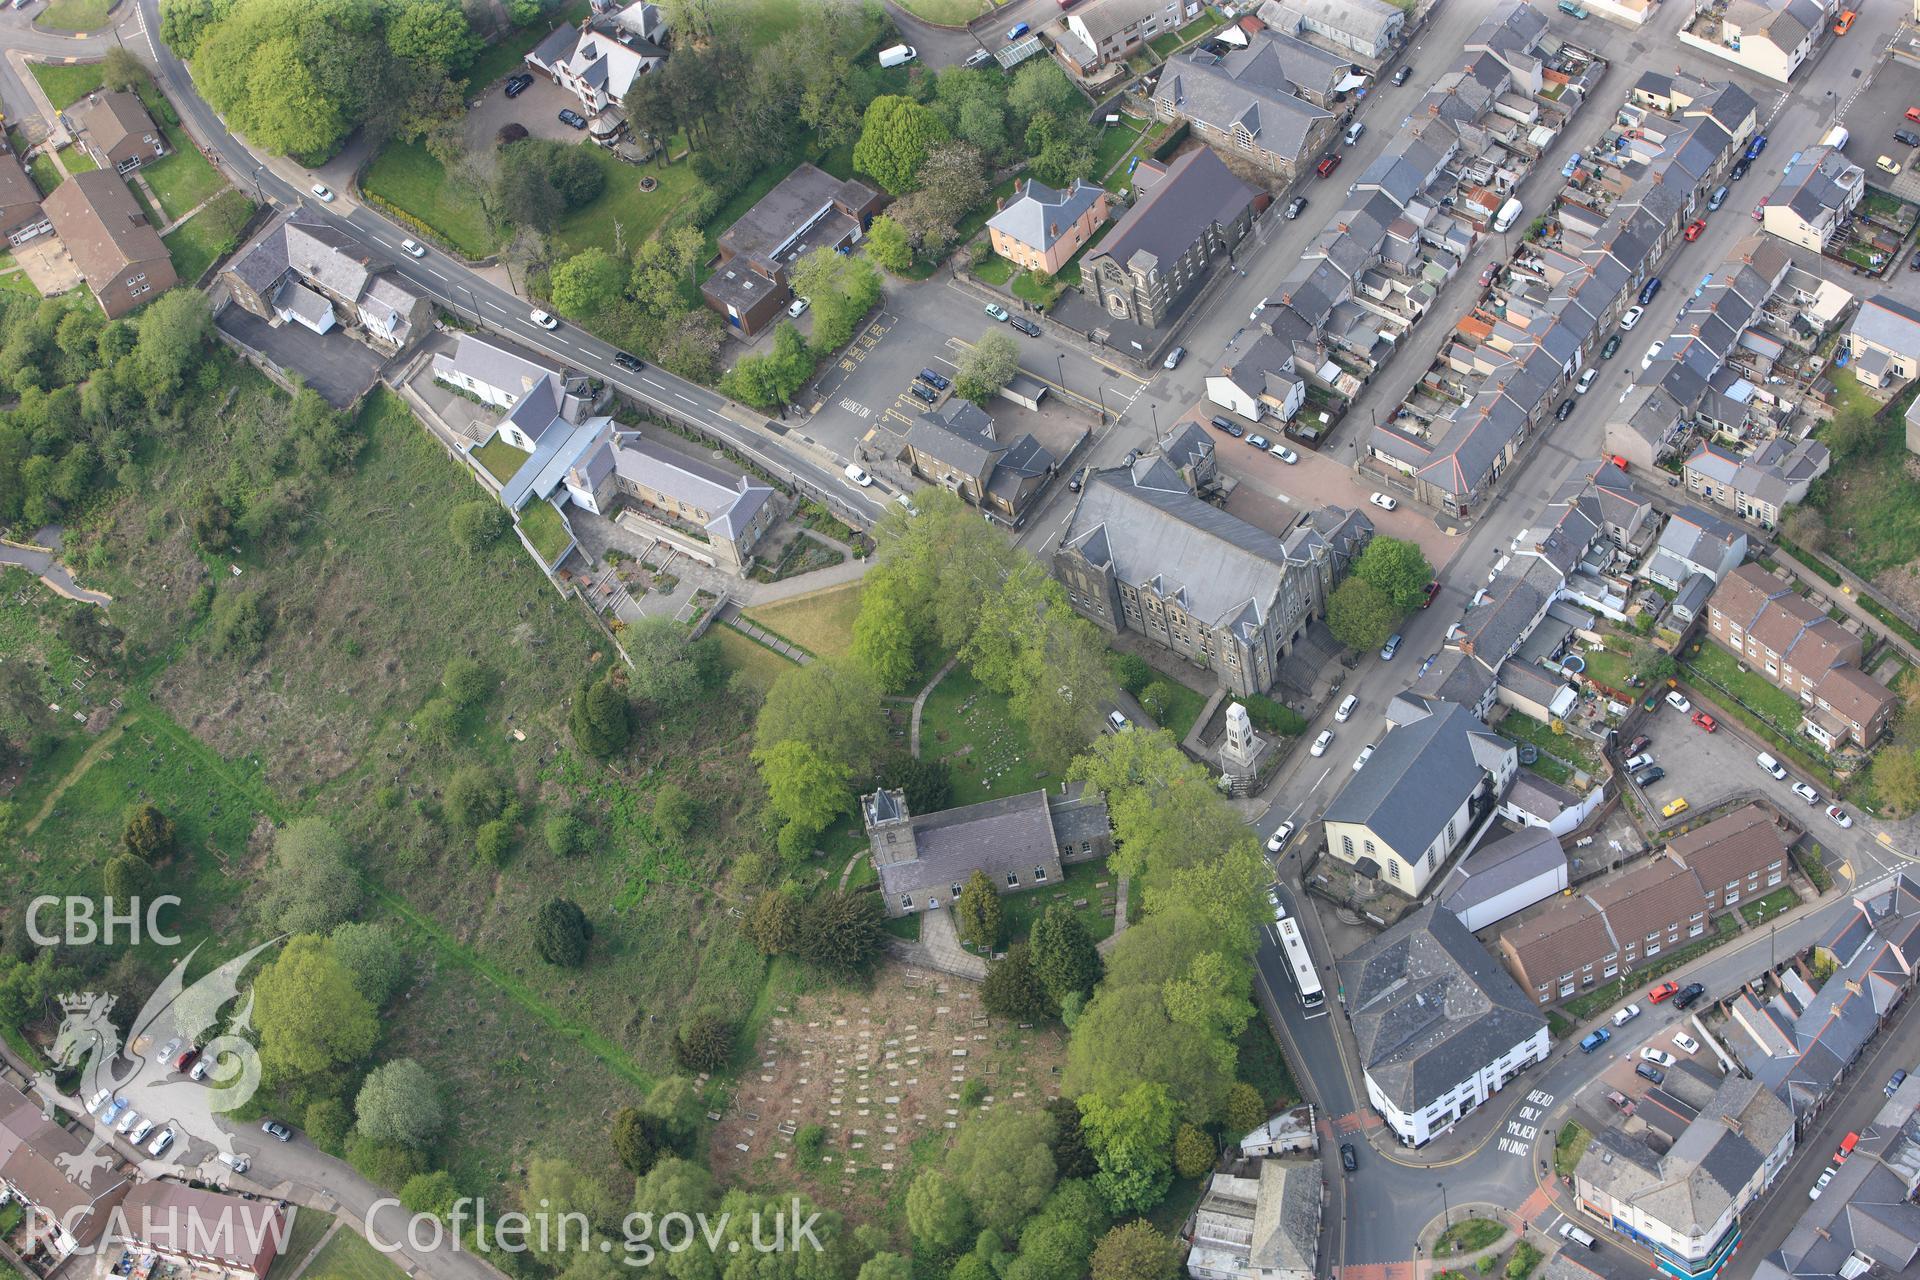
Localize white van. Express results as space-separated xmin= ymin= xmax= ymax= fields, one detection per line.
xmin=1493 ymin=197 xmax=1524 ymax=233
xmin=878 ymin=44 xmax=918 ymax=68
xmin=1821 ymin=124 xmax=1849 ymax=150
xmin=1756 ymin=751 xmax=1788 ymax=781
xmin=1335 ymin=694 xmax=1358 ymax=722
xmin=1343 ymin=121 xmax=1365 ymax=146
xmin=1559 ymin=1223 xmax=1598 ymax=1251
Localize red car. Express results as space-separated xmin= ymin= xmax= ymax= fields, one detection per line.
xmin=1648 ymin=981 xmax=1680 ymax=1004
xmin=1316 ymin=154 xmax=1342 ymax=178
xmin=1684 ymin=219 xmax=1706 ymax=241
xmin=1420 ymin=580 xmax=1442 ymax=608
xmin=1910 ymin=108 xmax=1920 ymax=124
xmin=1692 ymin=711 xmax=1717 ymax=732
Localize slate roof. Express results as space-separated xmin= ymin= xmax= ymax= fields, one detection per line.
xmin=986 ymin=179 xmax=1107 ymax=254
xmin=1850 ymin=294 xmax=1920 ymax=357
xmin=1261 ymin=0 xmax=1401 ymax=43
xmin=1190 ymin=1160 xmax=1322 ymax=1278
xmin=120 ymin=1182 xmax=286 ymax=1276
xmin=39 ymin=169 xmax=170 ymax=294
xmin=867 ymin=786 xmax=1108 ymax=901
xmin=1459 ymin=556 xmax=1562 ymax=666
xmin=599 ymin=432 xmax=775 ymax=540
xmin=1339 ymin=902 xmax=1548 ymax=1115
xmin=1770 ymin=146 xmax=1861 ymax=225
xmin=1438 ymin=824 xmax=1565 ymax=924
xmin=75 ymin=91 xmax=157 ymax=160
xmin=1666 ymin=804 xmax=1789 ymax=896
xmin=1072 ymin=0 xmax=1165 ymax=44
xmin=1323 ymin=700 xmax=1512 ymax=858
xmin=433 ymin=331 xmax=555 ymax=401
xmin=1091 ymin=146 xmax=1256 ymax=275
xmin=0 ymin=1078 xmax=129 ymax=1246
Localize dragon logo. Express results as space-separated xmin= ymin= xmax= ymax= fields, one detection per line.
xmin=32 ymin=940 xmax=280 ymax=1188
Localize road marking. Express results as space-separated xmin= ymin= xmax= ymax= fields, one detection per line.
xmin=423 ymin=267 xmax=446 ymax=282
xmin=675 ymin=393 xmax=699 ymax=407
xmin=641 ymin=378 xmax=665 ymax=389
xmin=838 ymin=398 xmax=872 ymax=418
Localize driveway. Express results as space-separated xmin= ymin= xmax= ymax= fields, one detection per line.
xmin=882 ymin=1 xmax=990 ymax=68
xmin=464 ymin=72 xmax=593 ymax=153
xmin=216 ymin=304 xmax=392 ymax=408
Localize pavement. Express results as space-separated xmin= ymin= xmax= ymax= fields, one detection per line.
xmin=0 ymin=528 xmax=110 ymax=604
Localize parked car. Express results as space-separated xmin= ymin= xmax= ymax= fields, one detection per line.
xmin=1897 ymin=129 xmax=1920 ymax=148
xmin=1577 ymin=368 xmax=1598 ymax=394
xmin=401 ymin=239 xmax=426 ymax=258
xmin=504 ymin=73 xmax=533 ymax=97
xmin=1310 ymin=730 xmax=1334 ymax=757
xmin=1285 ymin=196 xmax=1308 ymax=219
xmin=1887 ymin=1069 xmax=1909 ymax=1097
xmin=1827 ymin=804 xmax=1854 ymax=829
xmin=1604 ymin=1089 xmax=1635 ymax=1114
xmin=1756 ymin=751 xmax=1788 ymax=780
xmin=1834 ymin=8 xmax=1856 ymax=34
xmin=1708 ymin=185 xmax=1729 ymax=210
xmin=1163 ymin=345 xmax=1186 ymax=370
xmin=984 ymin=303 xmax=1010 ymax=322
xmin=1580 ymin=1027 xmax=1611 ymax=1053
xmin=310 ymin=183 xmax=334 ymax=202
xmin=1268 ymin=443 xmax=1299 ymax=463
xmin=1684 ymin=219 xmax=1706 ymax=241
xmin=1335 ymin=695 xmax=1358 ymax=722
xmin=1834 ymin=1132 xmax=1859 ymax=1164
xmin=1745 ymin=134 xmax=1768 ymax=162
xmin=1641 ymin=340 xmax=1666 ymax=370
xmin=1640 ymin=1046 xmax=1676 ymax=1067
xmin=1691 ymin=711 xmax=1716 ymax=732
xmin=1619 ymin=305 xmax=1645 ymax=330
xmin=1664 ymin=690 xmax=1691 ymax=713
xmin=1010 ymin=316 xmax=1041 ymax=337
xmin=1791 ymin=781 xmax=1821 ymax=805
xmin=1648 ymin=981 xmax=1680 ymax=1003
xmin=1266 ymin=822 xmax=1295 ymax=854
xmin=1601 ymin=334 xmax=1622 ymax=359
xmin=1624 ymin=752 xmax=1654 ymax=772
xmin=917 ymin=368 xmax=950 ymax=391
xmin=1392 ymin=64 xmax=1413 ymax=86
xmin=1731 ymin=157 xmax=1751 ymax=181
xmin=116 ymin=1109 xmax=142 ymax=1135
xmin=1673 ymin=982 xmax=1706 ymax=1010
xmin=1379 ymin=633 xmax=1402 ymax=661
xmin=1007 ymin=21 xmax=1030 ymax=39
xmin=612 ymin=350 xmax=644 ymax=372
xmin=156 ymin=1037 xmax=182 ymax=1064
xmin=1479 ymin=263 xmax=1497 ymax=287
xmin=558 ymin=108 xmax=588 ymax=129
xmin=128 ymin=1118 xmax=155 ymax=1144
xmin=262 ymin=1119 xmax=294 ymax=1142
xmin=1247 ymin=434 xmax=1271 ymax=450
xmin=1369 ymin=492 xmax=1397 ymax=511
xmin=909 ymin=382 xmax=939 ymax=405
xmin=1106 ymin=710 xmax=1131 ymax=734
xmin=1663 ymin=796 xmax=1690 ymax=817
xmin=1633 ymin=765 xmax=1665 ymax=786
xmin=1879 ymin=155 xmax=1904 ymax=176
xmin=1554 ymin=398 xmax=1575 ymax=422
xmin=1639 ymin=276 xmax=1663 ymax=306
xmin=1810 ymin=1167 xmax=1836 ymax=1199
xmin=1352 ymin=744 xmax=1375 ymax=772
xmin=1316 ymin=154 xmax=1342 ymax=178
xmin=1612 ymin=1003 xmax=1642 ymax=1026
xmin=530 ymin=309 xmax=559 ymax=330
xmin=787 ymin=296 xmax=811 ymax=318
xmin=147 ymin=1127 xmax=174 ymax=1157
xmin=189 ymin=1056 xmax=213 ymax=1081
xmin=1421 ymin=580 xmax=1441 ymax=608
xmin=1340 ymin=1143 xmax=1358 ymax=1173
xmin=1625 ymin=734 xmax=1651 ymax=757
xmin=1674 ymin=1033 xmax=1700 ymax=1054
xmin=1909 ymin=108 xmax=1920 ymax=123
xmin=1634 ymin=1061 xmax=1665 ymax=1085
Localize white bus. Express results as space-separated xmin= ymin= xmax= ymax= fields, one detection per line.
xmin=1276 ymin=918 xmax=1326 ymax=1018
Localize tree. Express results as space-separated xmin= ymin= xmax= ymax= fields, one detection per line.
xmin=624 ymin=615 xmax=716 ymax=713
xmin=1091 ymin=1222 xmax=1181 ymax=1280
xmin=329 ymin=921 xmax=411 ymax=1005
xmin=545 ymin=810 xmax=586 ymax=858
xmin=533 ymin=897 xmax=592 ymax=967
xmin=400 ymin=1170 xmax=461 ymax=1220
xmin=1064 ymin=983 xmax=1236 ymax=1126
xmin=955 ymin=869 xmax=1003 ymax=949
xmin=876 ymin=754 xmax=953 ymax=814
xmin=255 ymin=818 xmax=364 ymax=937
xmin=852 ymin=95 xmax=949 ymax=194
xmin=1008 ymin=1179 xmax=1107 ymax=1280
xmin=799 ymin=890 xmax=887 ymax=976
xmin=865 ymin=215 xmax=913 ymax=271
xmin=122 ymin=804 xmax=176 ymax=862
xmin=744 ymin=888 xmax=802 ymax=955
xmin=523 ymin=1158 xmax=621 ymax=1265
xmin=1327 ymin=577 xmax=1398 ymax=653
xmin=1224 ymin=1081 xmax=1266 ymax=1136
xmin=1782 ymin=506 xmax=1828 ymax=555
xmin=1876 ymin=747 xmax=1920 ymax=816
xmin=1007 ymin=61 xmax=1080 ymax=125
xmin=852 ymin=600 xmax=920 ymax=693
xmin=304 ymin=1097 xmax=353 ymax=1153
xmin=440 ymin=658 xmax=491 ymax=710
xmin=355 ymin=1058 xmax=445 ymax=1149
xmin=1633 ymin=649 xmax=1677 ymax=687
xmin=755 ymin=738 xmax=852 ymax=838
xmin=652 ymin=784 xmax=697 ymax=839
xmin=641 ymin=1075 xmax=702 ymax=1147
xmin=859 ymin=1254 xmax=911 ymax=1280
xmin=982 ymin=943 xmax=1058 ymax=1021
xmin=443 ymin=764 xmax=508 ymax=831
xmin=252 ymin=935 xmax=378 ymax=1081
xmin=1353 ymin=536 xmax=1434 ymax=613
xmin=1825 ymin=402 xmax=1882 ymax=461
xmin=611 ymin=1105 xmax=669 ymax=1174
xmin=1172 ymin=1123 xmax=1214 ymax=1178
xmin=674 ymin=1011 xmax=733 ymax=1071
xmin=955 ymin=331 xmax=1021 ymax=405
xmin=1078 ymin=1083 xmax=1178 ymax=1214
xmin=385 ymin=0 xmax=474 ymax=71
xmin=206 ymin=589 xmax=268 ymax=657
xmin=570 ymin=674 xmax=631 ymax=757
xmin=133 ymin=289 xmax=212 ymax=408
xmin=906 ymin=1170 xmax=972 ymax=1253
xmin=549 ymin=248 xmax=628 ymax=319
xmin=1030 ymin=904 xmax=1102 ymax=1005
xmin=448 ymin=500 xmax=508 ymax=553
xmin=755 ymin=657 xmax=887 ymax=772
xmin=788 ymin=248 xmax=882 ymax=353
xmin=103 ymin=853 xmax=154 ymax=905
xmin=948 ymin=1107 xmax=1057 ymax=1233
xmin=719 ymin=323 xmax=812 ymax=407
xmin=101 ymin=46 xmax=151 ymax=92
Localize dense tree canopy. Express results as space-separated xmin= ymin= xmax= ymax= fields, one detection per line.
xmin=948 ymin=1108 xmax=1057 ymax=1234
xmin=254 ymin=819 xmax=364 ymax=937
xmin=355 ymin=1058 xmax=445 ymax=1149
xmin=1352 ymin=536 xmax=1434 ymax=613
xmin=253 ymin=935 xmax=378 ymax=1081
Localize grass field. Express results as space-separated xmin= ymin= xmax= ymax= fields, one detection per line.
xmin=557 ymin=148 xmax=706 ymax=261
xmin=713 ymin=625 xmax=800 ymax=693
xmin=1740 ymin=886 xmax=1796 ymax=925
xmin=1497 ymin=711 xmax=1600 ymax=784
xmin=28 ymin=61 xmax=107 ymax=110
xmin=35 ymin=0 xmax=118 ymax=31
xmin=995 ymin=858 xmax=1117 ymax=948
xmin=265 ymin=1210 xmax=335 ymax=1280
xmin=0 ymin=270 xmax=36 ymax=298
xmin=1094 ymin=116 xmax=1148 ymax=181
xmin=894 ymin=0 xmax=988 ymax=22
xmin=361 ymin=141 xmax=499 ymax=259
xmin=517 ymin=498 xmax=573 ymax=564
xmin=741 ymin=581 xmax=862 ymax=660
xmin=298 ymin=1221 xmax=407 ymax=1280
xmin=919 ymin=664 xmax=1049 ymax=807
xmin=1684 ymin=640 xmax=1807 ymax=736
xmin=27 ymin=153 xmax=61 ymax=197
xmin=162 ymin=190 xmax=253 ymax=284
xmin=140 ymin=133 xmax=226 ymax=224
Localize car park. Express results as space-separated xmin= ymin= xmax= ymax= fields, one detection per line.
xmin=1577 ymin=368 xmax=1598 ymax=394
xmin=1684 ymin=219 xmax=1706 ymax=241
xmin=1010 ymin=316 xmax=1041 ymax=337
xmin=1810 ymin=1167 xmax=1836 ymax=1199
xmin=1634 ymin=1061 xmax=1665 ymax=1084
xmin=1163 ymin=346 xmax=1186 ymax=369
xmin=1580 ymin=1027 xmax=1611 ymax=1053
xmin=1266 ymin=822 xmax=1295 ymax=854
xmin=1625 ymin=752 xmax=1654 ymax=772
xmin=917 ymin=368 xmax=950 ymax=391
xmin=1619 ymin=306 xmax=1644 ymax=330
xmin=1352 ymin=744 xmax=1375 ymax=771
xmin=1648 ymin=981 xmax=1679 ymax=1003
xmin=1380 ymin=633 xmax=1402 ymax=660
xmin=1674 ymin=1033 xmax=1700 ymax=1054
xmin=1268 ymin=443 xmax=1299 ymax=463
xmin=1601 ymin=334 xmax=1622 ymax=359
xmin=310 ymin=183 xmax=334 ymax=202
xmin=1756 ymin=751 xmax=1788 ymax=780
xmin=1369 ymin=492 xmax=1397 ymax=510
xmin=1641 ymin=340 xmax=1666 ymax=370
xmin=1673 ymin=982 xmax=1706 ymax=1010
xmin=559 ymin=109 xmax=588 ymax=129
xmin=1888 ymin=1069 xmax=1909 ymax=1096
xmin=1316 ymin=154 xmax=1342 ymax=178
xmin=1335 ymin=695 xmax=1358 ymax=721
xmin=530 ymin=309 xmax=558 ymax=329
xmin=401 ymin=239 xmax=426 ymax=258
xmin=1284 ymin=196 xmax=1308 ymax=219
xmin=1791 ymin=781 xmax=1820 ymax=804
xmin=504 ymin=73 xmax=533 ymax=97
xmin=1640 ymin=1046 xmax=1676 ymax=1067
xmin=1612 ymin=1003 xmax=1642 ymax=1026
xmin=909 ymin=382 xmax=939 ymax=405
xmin=1310 ymin=730 xmax=1333 ymax=757
xmin=1691 ymin=711 xmax=1716 ymax=732
xmin=1827 ymin=805 xmax=1853 ymax=828
xmin=984 ymin=303 xmax=1010 ymax=321
xmin=1633 ymin=765 xmax=1665 ymax=786
xmin=843 ymin=463 xmax=873 ymax=487
xmin=1664 ymin=690 xmax=1691 ymax=713
xmin=1247 ymin=434 xmax=1271 ymax=450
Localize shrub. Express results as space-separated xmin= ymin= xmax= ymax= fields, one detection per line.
xmin=545 ymin=811 xmax=585 ymax=857
xmin=532 ymin=897 xmax=592 ymax=967
xmin=794 ymin=1123 xmax=825 ymax=1164
xmin=1243 ymin=695 xmax=1307 ymax=737
xmin=303 ymin=1098 xmax=352 ymax=1154
xmin=959 ymin=1078 xmax=986 ymax=1107
xmin=674 ymin=1011 xmax=733 ymax=1072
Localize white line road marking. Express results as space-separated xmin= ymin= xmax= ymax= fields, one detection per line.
xmin=675 ymin=393 xmax=699 ymax=407
xmin=423 ymin=267 xmax=446 ymax=282
xmin=641 ymin=378 xmax=665 ymax=389
xmin=838 ymin=398 xmax=872 ymax=418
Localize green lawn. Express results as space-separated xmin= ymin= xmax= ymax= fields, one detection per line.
xmin=920 ymin=664 xmax=1051 ymax=807
xmin=1498 ymin=711 xmax=1599 ymax=781
xmin=461 ymin=0 xmax=593 ymax=91
xmin=26 ymin=153 xmax=61 ymax=198
xmin=741 ymin=581 xmax=863 ymax=661
xmin=1684 ymin=641 xmax=1807 ymax=736
xmin=1739 ymin=886 xmax=1796 ymax=926
xmin=60 ymin=145 xmax=96 ymax=174
xmin=362 ymin=141 xmax=500 ymax=258
xmin=1142 ymin=678 xmax=1208 ymax=739
xmin=162 ymin=191 xmax=255 ymax=284
xmin=472 ymin=434 xmax=528 ymax=485
xmin=1808 ymin=406 xmax=1920 ymax=580
xmin=35 ymin=0 xmax=118 ymax=31
xmin=28 ymin=61 xmax=106 ymax=110
xmin=994 ymin=858 xmax=1118 ymax=949
xmin=557 ymin=149 xmax=706 ymax=261
xmin=895 ymin=0 xmax=989 ymax=21
xmin=140 ymin=134 xmax=226 ymax=224
xmin=517 ymin=499 xmax=573 ymax=565
xmin=265 ymin=1210 xmax=334 ymax=1280
xmin=1554 ymin=1122 xmax=1592 ymax=1178
xmin=1437 ymin=1218 xmax=1506 ymax=1255
xmin=713 ymin=625 xmax=800 ymax=694
xmin=972 ymin=254 xmax=1016 ymax=285
xmin=1146 ymin=10 xmax=1225 ymax=59
xmin=0 ymin=271 xmax=36 ymax=299
xmin=297 ymin=1222 xmax=407 ymax=1280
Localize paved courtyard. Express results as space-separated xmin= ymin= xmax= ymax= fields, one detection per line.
xmin=11 ymin=232 xmax=78 ymax=296
xmin=216 ymin=303 xmax=392 ymax=408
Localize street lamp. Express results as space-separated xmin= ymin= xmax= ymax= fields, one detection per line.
xmin=1437 ymin=1180 xmax=1450 ymax=1229
xmin=460 ymin=285 xmax=481 ymax=326
xmin=1097 ymin=384 xmax=1108 ymax=424
xmin=1055 ymin=352 xmax=1067 ymax=395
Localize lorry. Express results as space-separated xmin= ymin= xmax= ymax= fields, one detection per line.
xmin=1493 ymin=197 xmax=1524 ymax=233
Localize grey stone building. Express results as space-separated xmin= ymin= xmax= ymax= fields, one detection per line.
xmin=1078 ymin=146 xmax=1258 ymax=329
xmin=863 ymin=785 xmax=1111 ymax=918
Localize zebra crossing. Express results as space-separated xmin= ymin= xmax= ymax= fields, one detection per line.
xmin=1497 ymin=1089 xmax=1554 ymax=1158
